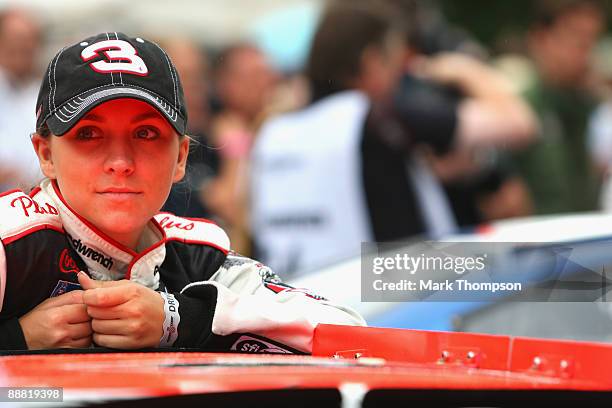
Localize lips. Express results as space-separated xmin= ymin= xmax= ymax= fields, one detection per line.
xmin=99 ymin=187 xmax=142 ymax=194
xmin=97 ymin=188 xmax=143 ymax=201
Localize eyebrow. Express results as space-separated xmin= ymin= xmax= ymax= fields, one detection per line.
xmin=131 ymin=112 xmax=163 ymax=123
xmin=81 ymin=113 xmax=105 ymax=122
xmin=80 ymin=112 xmax=162 ymax=123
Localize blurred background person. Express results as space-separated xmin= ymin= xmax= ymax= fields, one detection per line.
xmin=512 ymin=0 xmax=606 ymax=214
xmin=389 ymin=0 xmax=535 ymax=228
xmin=0 ymin=8 xmax=43 ymax=191
xmin=251 ymin=2 xmax=407 ymax=276
xmin=160 ymin=38 xmax=220 ymax=219
xmin=207 ymin=43 xmax=279 ymax=254
xmin=250 ymin=1 xmax=537 ymax=277
xmin=405 ymin=55 xmax=536 ymax=227
xmin=587 ymin=36 xmax=612 ymax=211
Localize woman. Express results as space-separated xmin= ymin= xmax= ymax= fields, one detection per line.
xmin=0 ymin=32 xmax=364 ymax=351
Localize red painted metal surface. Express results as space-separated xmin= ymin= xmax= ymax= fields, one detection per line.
xmin=313 ymin=324 xmax=612 ymax=389
xmin=1 ymin=324 xmax=610 ymax=403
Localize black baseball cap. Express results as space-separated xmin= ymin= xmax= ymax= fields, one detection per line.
xmin=36 ymin=32 xmax=187 ymax=136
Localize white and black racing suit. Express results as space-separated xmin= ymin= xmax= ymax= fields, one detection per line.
xmin=0 ymin=179 xmax=365 ymax=351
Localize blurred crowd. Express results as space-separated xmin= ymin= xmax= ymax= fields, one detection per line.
xmin=1 ymin=0 xmax=611 ymax=278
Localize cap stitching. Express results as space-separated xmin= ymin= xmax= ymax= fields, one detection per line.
xmin=51 ymin=46 xmax=68 ymax=112
xmin=151 ymin=41 xmax=178 ymax=109
xmin=169 ymin=57 xmax=178 ymax=108
xmin=55 ymin=96 xmax=176 ymax=123
xmin=164 ymin=51 xmax=177 ymax=108
xmin=105 ymin=32 xmax=114 ymax=86
xmin=57 ymin=92 xmax=170 ymax=117
xmin=114 ymin=32 xmax=124 ymax=86
xmin=161 ymin=47 xmax=177 ymax=108
xmin=49 ymin=83 xmax=163 ymax=105
xmin=46 ymin=58 xmax=53 ymax=114
xmin=53 ymin=87 xmax=179 ymax=122
xmin=172 ymin=64 xmax=181 ymax=109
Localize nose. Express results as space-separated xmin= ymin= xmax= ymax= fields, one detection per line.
xmin=103 ymin=140 xmax=135 ymax=176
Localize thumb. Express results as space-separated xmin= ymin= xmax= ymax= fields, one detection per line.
xmin=78 ymin=271 xmax=123 ymax=289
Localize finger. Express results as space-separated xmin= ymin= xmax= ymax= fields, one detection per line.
xmin=57 ymin=304 xmax=91 ymax=324
xmin=93 ymin=333 xmax=137 ymax=350
xmin=83 ymin=286 xmax=132 ymax=308
xmin=78 ymin=272 xmax=127 ymax=290
xmin=86 ymin=305 xmax=124 ymax=320
xmin=68 ymin=336 xmax=93 ymax=349
xmin=91 ymin=318 xmax=130 ymax=336
xmin=68 ymin=321 xmax=93 ymax=339
xmin=38 ymin=290 xmax=85 ymax=310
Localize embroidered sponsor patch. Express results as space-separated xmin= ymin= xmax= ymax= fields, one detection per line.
xmin=9 ymin=194 xmax=59 ymax=217
xmin=157 ymin=215 xmax=194 ymax=231
xmin=230 ymin=335 xmax=293 ymax=354
xmin=59 ymin=249 xmax=80 ymax=274
xmin=50 ymin=280 xmax=82 ymax=297
xmin=67 ymin=234 xmax=114 ymax=270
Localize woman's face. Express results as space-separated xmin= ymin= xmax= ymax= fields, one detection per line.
xmin=33 ymin=98 xmax=189 ymax=249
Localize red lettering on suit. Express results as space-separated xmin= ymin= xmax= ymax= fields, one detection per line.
xmin=10 ymin=196 xmax=59 ymax=217
xmin=158 ymin=216 xmax=195 ymax=231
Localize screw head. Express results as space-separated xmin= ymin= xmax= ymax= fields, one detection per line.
xmin=438 ymin=350 xmax=450 ymax=363
xmin=532 ymin=356 xmax=542 ymax=368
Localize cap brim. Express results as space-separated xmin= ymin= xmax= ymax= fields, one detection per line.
xmin=45 ymin=86 xmax=186 ymax=136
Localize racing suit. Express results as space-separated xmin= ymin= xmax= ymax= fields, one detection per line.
xmin=0 ymin=179 xmax=364 ymax=351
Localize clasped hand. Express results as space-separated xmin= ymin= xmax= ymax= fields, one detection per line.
xmin=19 ymin=272 xmax=164 ymax=350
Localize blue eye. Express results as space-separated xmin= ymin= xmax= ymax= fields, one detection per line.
xmin=75 ymin=126 xmax=102 ymax=140
xmin=135 ymin=126 xmax=159 ymax=140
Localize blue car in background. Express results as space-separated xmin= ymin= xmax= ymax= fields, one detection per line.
xmin=290 ymin=213 xmax=612 ymax=342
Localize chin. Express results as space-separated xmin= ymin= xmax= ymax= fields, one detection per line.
xmin=92 ymin=212 xmax=150 ymax=235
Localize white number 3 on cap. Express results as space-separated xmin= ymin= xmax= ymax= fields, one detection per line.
xmin=81 ymin=39 xmax=148 ymax=76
